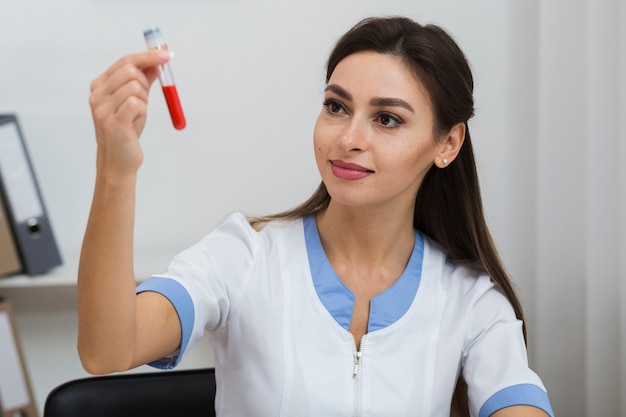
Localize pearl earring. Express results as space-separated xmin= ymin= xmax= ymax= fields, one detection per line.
xmin=442 ymin=158 xmax=448 ymax=165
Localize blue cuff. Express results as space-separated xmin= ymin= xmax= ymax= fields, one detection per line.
xmin=479 ymin=383 xmax=555 ymax=417
xmin=136 ymin=277 xmax=195 ymax=369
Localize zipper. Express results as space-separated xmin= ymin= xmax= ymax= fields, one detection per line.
xmin=351 ymin=334 xmax=366 ymax=417
xmin=353 ymin=350 xmax=362 ymax=378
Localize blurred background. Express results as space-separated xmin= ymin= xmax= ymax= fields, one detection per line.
xmin=0 ymin=0 xmax=624 ymax=415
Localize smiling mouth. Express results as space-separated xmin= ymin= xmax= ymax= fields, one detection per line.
xmin=330 ymin=160 xmax=374 ymax=180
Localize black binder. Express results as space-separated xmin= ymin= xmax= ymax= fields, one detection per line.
xmin=0 ymin=114 xmax=62 ymax=275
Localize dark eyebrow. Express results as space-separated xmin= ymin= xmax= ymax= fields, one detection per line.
xmin=325 ymin=84 xmax=414 ymax=113
xmin=370 ymin=97 xmax=414 ymax=113
xmin=324 ymin=84 xmax=352 ymax=101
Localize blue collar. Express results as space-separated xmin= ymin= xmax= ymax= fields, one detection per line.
xmin=303 ymin=215 xmax=424 ymax=333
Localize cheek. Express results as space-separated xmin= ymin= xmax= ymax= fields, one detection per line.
xmin=407 ymin=145 xmax=438 ymax=177
xmin=388 ymin=143 xmax=435 ymax=176
xmin=313 ymin=116 xmax=329 ymax=154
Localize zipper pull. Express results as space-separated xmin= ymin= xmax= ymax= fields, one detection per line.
xmin=353 ymin=351 xmax=362 ymax=378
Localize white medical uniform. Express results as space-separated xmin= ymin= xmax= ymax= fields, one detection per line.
xmin=137 ymin=213 xmax=554 ymax=417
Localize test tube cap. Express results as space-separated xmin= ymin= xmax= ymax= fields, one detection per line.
xmin=144 ymin=27 xmax=164 ymax=49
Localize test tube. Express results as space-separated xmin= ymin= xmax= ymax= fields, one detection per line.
xmin=143 ymin=27 xmax=186 ymax=130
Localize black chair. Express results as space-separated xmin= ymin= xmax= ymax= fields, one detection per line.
xmin=43 ymin=368 xmax=216 ymax=417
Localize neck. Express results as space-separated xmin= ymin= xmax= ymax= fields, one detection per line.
xmin=315 ymin=201 xmax=416 ymax=272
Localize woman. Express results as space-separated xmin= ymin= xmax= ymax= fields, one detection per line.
xmin=78 ymin=16 xmax=554 ymax=417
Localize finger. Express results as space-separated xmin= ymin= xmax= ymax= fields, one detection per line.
xmin=116 ymin=94 xmax=148 ymax=132
xmin=91 ymin=78 xmax=149 ymax=130
xmin=91 ymin=49 xmax=170 ymax=94
xmin=94 ymin=59 xmax=154 ymax=100
xmin=111 ymin=81 xmax=150 ymax=122
xmin=89 ymin=61 xmax=157 ymax=120
xmin=103 ymin=63 xmax=152 ymax=98
xmin=92 ymin=94 xmax=147 ymax=155
xmin=107 ymin=49 xmax=171 ymax=79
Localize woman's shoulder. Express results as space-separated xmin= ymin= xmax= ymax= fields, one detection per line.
xmin=421 ymin=233 xmax=495 ymax=295
xmin=209 ymin=212 xmax=305 ymax=243
xmin=212 ymin=212 xmax=302 ymax=230
xmin=421 ymin=237 xmax=519 ymax=344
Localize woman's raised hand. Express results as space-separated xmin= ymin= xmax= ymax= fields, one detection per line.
xmin=88 ymin=49 xmax=171 ymax=177
xmin=79 ymin=50 xmax=178 ymax=374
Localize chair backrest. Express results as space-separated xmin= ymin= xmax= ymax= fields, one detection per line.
xmin=43 ymin=368 xmax=216 ymax=417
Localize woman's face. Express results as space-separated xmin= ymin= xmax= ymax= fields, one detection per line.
xmin=314 ymin=51 xmax=442 ymax=212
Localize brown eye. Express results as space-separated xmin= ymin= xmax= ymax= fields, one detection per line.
xmin=323 ymin=99 xmax=346 ymax=115
xmin=376 ymin=112 xmax=402 ymax=127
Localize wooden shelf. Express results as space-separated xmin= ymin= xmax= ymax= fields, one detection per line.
xmin=0 ymin=248 xmax=179 ymax=289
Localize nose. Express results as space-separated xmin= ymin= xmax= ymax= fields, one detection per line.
xmin=337 ymin=118 xmax=367 ymax=152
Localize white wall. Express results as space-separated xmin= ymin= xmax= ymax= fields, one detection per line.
xmin=534 ymin=1 xmax=625 ymax=416
xmin=1 ymin=0 xmax=624 ymax=416
xmin=0 ymin=0 xmax=520 ymax=261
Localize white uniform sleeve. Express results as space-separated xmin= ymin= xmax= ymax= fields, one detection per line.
xmin=136 ymin=213 xmax=262 ymax=369
xmin=462 ymin=279 xmax=554 ymax=417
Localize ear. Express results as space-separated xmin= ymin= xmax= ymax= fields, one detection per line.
xmin=434 ymin=122 xmax=465 ymax=168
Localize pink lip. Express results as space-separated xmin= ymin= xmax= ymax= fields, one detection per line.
xmin=330 ymin=160 xmax=373 ymax=180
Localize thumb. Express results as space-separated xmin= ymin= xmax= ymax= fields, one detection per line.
xmin=141 ymin=49 xmax=172 ymax=85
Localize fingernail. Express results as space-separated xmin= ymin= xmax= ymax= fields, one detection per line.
xmin=156 ymin=50 xmax=174 ymax=61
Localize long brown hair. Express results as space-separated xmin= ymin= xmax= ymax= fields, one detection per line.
xmin=250 ymin=16 xmax=525 ymax=416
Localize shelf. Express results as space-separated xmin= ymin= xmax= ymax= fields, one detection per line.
xmin=0 ymin=248 xmax=180 ymax=289
xmin=0 ymin=263 xmax=76 ymax=287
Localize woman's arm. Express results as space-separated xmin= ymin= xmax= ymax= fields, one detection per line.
xmin=77 ymin=49 xmax=181 ymax=374
xmin=492 ymin=405 xmax=550 ymax=416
